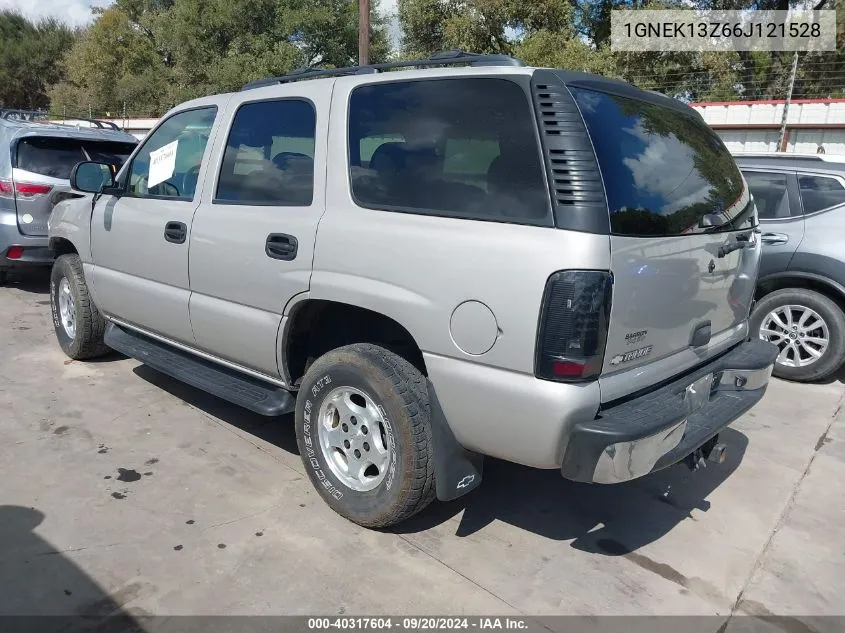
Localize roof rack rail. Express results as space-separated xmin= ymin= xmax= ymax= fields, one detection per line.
xmin=241 ymin=49 xmax=525 ymax=91
xmin=0 ymin=109 xmax=121 ymax=131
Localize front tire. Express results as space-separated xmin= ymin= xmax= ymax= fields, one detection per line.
xmin=50 ymin=254 xmax=110 ymax=360
xmin=751 ymin=287 xmax=845 ymax=382
xmin=295 ymin=343 xmax=436 ymax=527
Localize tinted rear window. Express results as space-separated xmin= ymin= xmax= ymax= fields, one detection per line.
xmin=571 ymin=88 xmax=751 ymax=236
xmin=348 ymin=78 xmax=551 ymax=225
xmin=15 ymin=137 xmax=136 ymax=179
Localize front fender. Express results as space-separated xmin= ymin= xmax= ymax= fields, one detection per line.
xmin=48 ymin=196 xmax=94 ymax=264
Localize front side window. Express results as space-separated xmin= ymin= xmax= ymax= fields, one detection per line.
xmin=572 ymin=88 xmax=753 ymax=236
xmin=742 ymin=171 xmax=792 ymax=220
xmin=348 ymin=78 xmax=551 ymax=225
xmin=799 ymin=174 xmax=845 ymax=214
xmin=127 ymin=106 xmax=217 ymax=200
xmin=216 ymin=99 xmax=316 ymax=206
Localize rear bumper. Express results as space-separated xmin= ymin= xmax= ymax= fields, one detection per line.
xmin=561 ymin=339 xmax=778 ymax=484
xmin=1 ymin=214 xmax=52 ymax=269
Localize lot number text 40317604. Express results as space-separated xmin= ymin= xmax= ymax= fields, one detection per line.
xmin=307 ymin=617 xmax=529 ymax=630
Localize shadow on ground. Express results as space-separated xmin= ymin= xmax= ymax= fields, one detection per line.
xmin=0 ymin=268 xmax=51 ymax=294
xmin=0 ymin=505 xmax=145 ymax=632
xmin=131 ymin=364 xmax=748 ymax=555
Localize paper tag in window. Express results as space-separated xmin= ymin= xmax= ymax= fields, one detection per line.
xmin=148 ymin=140 xmax=178 ymax=188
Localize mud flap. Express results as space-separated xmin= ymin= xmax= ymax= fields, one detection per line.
xmin=427 ymin=379 xmax=484 ymax=501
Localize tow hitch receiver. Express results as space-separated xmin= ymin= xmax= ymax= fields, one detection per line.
xmin=684 ymin=436 xmax=728 ymax=471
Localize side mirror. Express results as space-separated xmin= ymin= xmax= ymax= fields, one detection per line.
xmin=70 ymin=161 xmax=116 ymax=194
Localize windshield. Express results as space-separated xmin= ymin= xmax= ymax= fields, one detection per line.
xmin=571 ymin=87 xmax=754 ymax=237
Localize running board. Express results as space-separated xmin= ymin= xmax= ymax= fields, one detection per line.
xmin=104 ymin=323 xmax=295 ymax=416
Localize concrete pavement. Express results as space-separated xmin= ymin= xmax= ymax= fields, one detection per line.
xmin=1 ymin=269 xmax=843 ymax=629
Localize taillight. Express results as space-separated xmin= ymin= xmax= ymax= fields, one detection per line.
xmin=0 ymin=179 xmax=52 ymax=199
xmin=535 ymin=270 xmax=613 ymax=382
xmin=14 ymin=182 xmax=53 ymax=198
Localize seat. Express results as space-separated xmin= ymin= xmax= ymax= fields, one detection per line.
xmin=486 ymin=154 xmax=548 ymax=220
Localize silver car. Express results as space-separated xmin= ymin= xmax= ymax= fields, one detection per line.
xmin=48 ymin=52 xmax=777 ymax=527
xmin=0 ymin=111 xmax=137 ymax=284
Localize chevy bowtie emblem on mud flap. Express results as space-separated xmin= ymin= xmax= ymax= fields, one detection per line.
xmin=456 ymin=474 xmax=476 ymax=489
xmin=708 ymin=259 xmax=716 ymax=274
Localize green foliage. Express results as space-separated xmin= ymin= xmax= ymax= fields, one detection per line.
xmin=0 ymin=10 xmax=75 ymax=110
xmin=396 ymin=0 xmax=843 ymax=105
xmin=48 ymin=0 xmax=388 ymax=116
xmin=4 ymin=0 xmax=843 ymax=116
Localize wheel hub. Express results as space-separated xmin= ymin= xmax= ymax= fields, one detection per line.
xmin=759 ymin=304 xmax=829 ymax=368
xmin=317 ymin=386 xmax=391 ymax=492
xmin=57 ymin=277 xmax=76 ymax=340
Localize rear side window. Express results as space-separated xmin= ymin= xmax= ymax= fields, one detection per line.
xmin=572 ymin=88 xmax=751 ymax=236
xmin=216 ymin=99 xmax=316 ymax=206
xmin=743 ymin=171 xmax=793 ymax=219
xmin=15 ymin=137 xmax=136 ymax=179
xmin=799 ymin=174 xmax=845 ymax=214
xmin=348 ymin=78 xmax=551 ymax=225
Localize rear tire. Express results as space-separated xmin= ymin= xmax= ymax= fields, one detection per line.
xmin=750 ymin=287 xmax=845 ymax=382
xmin=295 ymin=343 xmax=435 ymax=527
xmin=50 ymin=254 xmax=110 ymax=360
xmin=0 ymin=269 xmax=7 ymax=285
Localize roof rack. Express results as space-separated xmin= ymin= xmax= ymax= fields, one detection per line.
xmin=0 ymin=108 xmax=121 ymax=131
xmin=241 ymin=49 xmax=525 ymax=91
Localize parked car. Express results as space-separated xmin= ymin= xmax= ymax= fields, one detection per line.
xmin=48 ymin=51 xmax=776 ymax=527
xmin=0 ymin=112 xmax=137 ymax=284
xmin=735 ymin=153 xmax=845 ymax=382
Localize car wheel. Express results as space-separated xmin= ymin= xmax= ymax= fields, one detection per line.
xmin=50 ymin=254 xmax=110 ymax=360
xmin=295 ymin=343 xmax=436 ymax=527
xmin=751 ymin=287 xmax=845 ymax=382
xmin=0 ymin=270 xmax=7 ymax=286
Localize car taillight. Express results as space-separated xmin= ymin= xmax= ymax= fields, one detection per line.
xmin=535 ymin=270 xmax=613 ymax=382
xmin=14 ymin=182 xmax=53 ymax=198
xmin=0 ymin=179 xmax=52 ymax=199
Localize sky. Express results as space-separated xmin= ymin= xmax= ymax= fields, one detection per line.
xmin=0 ymin=0 xmax=399 ymax=28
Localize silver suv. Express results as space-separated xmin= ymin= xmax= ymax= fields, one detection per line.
xmin=736 ymin=153 xmax=845 ymax=382
xmin=48 ymin=52 xmax=777 ymax=527
xmin=0 ymin=111 xmax=138 ymax=284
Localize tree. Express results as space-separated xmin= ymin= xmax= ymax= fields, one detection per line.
xmin=49 ymin=0 xmax=389 ymax=117
xmin=0 ymin=11 xmax=75 ymax=110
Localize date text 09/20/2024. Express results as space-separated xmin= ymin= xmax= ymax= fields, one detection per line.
xmin=307 ymin=617 xmax=528 ymax=630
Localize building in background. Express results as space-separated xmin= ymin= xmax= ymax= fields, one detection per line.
xmin=692 ymin=99 xmax=845 ymax=155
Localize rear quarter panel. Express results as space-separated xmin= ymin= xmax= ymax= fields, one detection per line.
xmin=314 ymin=72 xmax=612 ymax=375
xmin=790 ymin=203 xmax=845 ymax=287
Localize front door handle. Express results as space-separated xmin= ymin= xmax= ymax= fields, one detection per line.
xmin=164 ymin=221 xmax=187 ymax=244
xmin=761 ymin=232 xmax=788 ymax=246
xmin=266 ymin=233 xmax=298 ymax=261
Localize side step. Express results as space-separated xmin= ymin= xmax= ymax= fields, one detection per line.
xmin=104 ymin=323 xmax=295 ymax=416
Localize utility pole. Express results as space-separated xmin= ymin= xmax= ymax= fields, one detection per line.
xmin=777 ymin=52 xmax=799 ymax=152
xmin=359 ymin=0 xmax=370 ymax=66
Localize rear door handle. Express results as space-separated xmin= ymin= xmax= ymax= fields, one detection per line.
xmin=164 ymin=221 xmax=187 ymax=244
xmin=761 ymin=232 xmax=788 ymax=246
xmin=266 ymin=233 xmax=298 ymax=261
